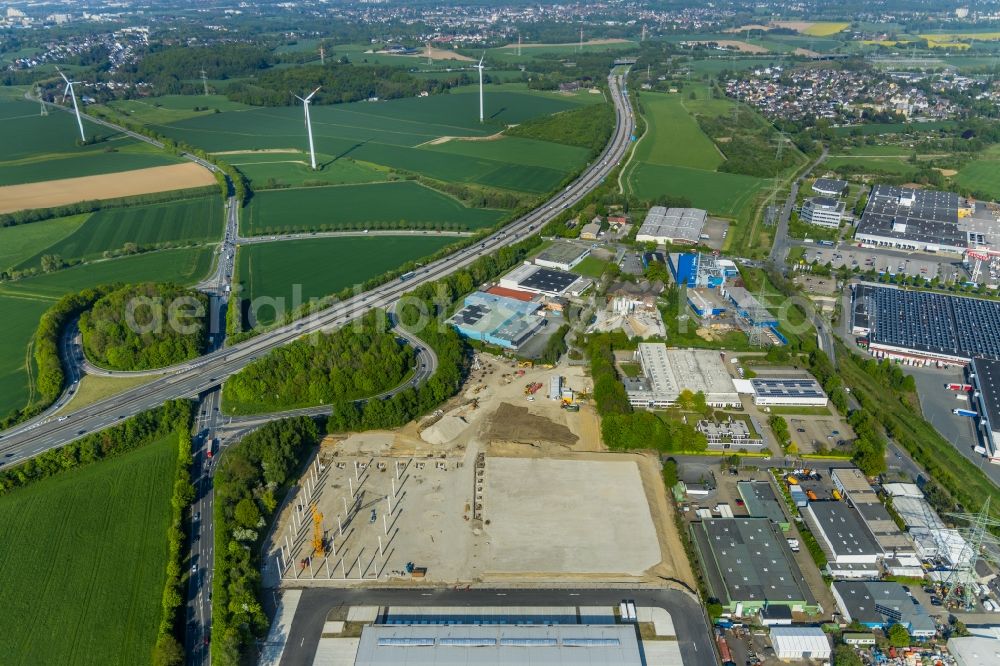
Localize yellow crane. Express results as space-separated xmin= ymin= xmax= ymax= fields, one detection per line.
xmin=311 ymin=504 xmax=325 ymax=557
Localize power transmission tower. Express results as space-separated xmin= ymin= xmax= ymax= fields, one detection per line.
xmin=517 ymin=32 xmax=522 ymax=57
xmin=320 ymin=44 xmax=326 ymax=66
xmin=579 ymin=26 xmax=584 ymax=52
xmin=641 ymin=24 xmax=647 ymax=42
xmin=942 ymin=497 xmax=1000 ymax=610
xmin=746 ymin=284 xmax=771 ymax=347
xmin=200 ymin=68 xmax=209 ymax=96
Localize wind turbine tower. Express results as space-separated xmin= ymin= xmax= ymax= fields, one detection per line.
xmin=475 ymin=55 xmax=485 ymax=123
xmin=295 ymin=86 xmax=322 ymax=170
xmin=58 ymin=69 xmax=85 ymax=142
xmin=200 ymin=68 xmax=209 ymax=96
xmin=517 ymin=32 xmax=522 ymax=57
xmin=320 ymin=44 xmax=326 ymax=66
xmin=579 ymin=26 xmax=584 ymax=52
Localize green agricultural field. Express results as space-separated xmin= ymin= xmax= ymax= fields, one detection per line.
xmin=0 ymin=247 xmax=214 ymax=416
xmin=831 ymin=120 xmax=958 ymax=137
xmin=0 ymin=294 xmax=51 ymax=417
xmin=16 ymin=196 xmax=223 ymax=270
xmin=109 ymin=94 xmax=251 ymax=125
xmin=151 ymin=85 xmax=591 ymax=193
xmin=237 ymin=236 xmax=458 ymax=325
xmin=0 ymin=246 xmax=215 ymax=300
xmin=629 ymin=162 xmax=768 ymax=218
xmin=0 ymin=215 xmax=89 ymax=272
xmin=423 ymin=135 xmax=590 ymax=170
xmin=228 ymin=153 xmax=390 ymax=188
xmin=825 ymin=155 xmax=917 ymax=176
xmin=956 ymin=158 xmax=1000 ymax=199
xmin=242 ymin=181 xmax=505 ymax=235
xmin=0 ymin=96 xmax=181 ymax=186
xmin=633 ymin=91 xmax=723 ymax=170
xmin=0 ymin=434 xmax=175 ymax=665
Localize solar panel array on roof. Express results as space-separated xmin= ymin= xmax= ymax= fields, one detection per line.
xmin=751 ymin=378 xmax=826 ymax=399
xmin=854 ymin=284 xmax=1000 ymax=360
xmin=856 ymin=185 xmax=966 ymax=249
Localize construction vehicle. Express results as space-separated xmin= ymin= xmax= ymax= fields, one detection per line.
xmin=832 ymin=489 xmax=842 ymax=501
xmin=563 ymin=403 xmax=580 ymax=412
xmin=806 ymin=490 xmax=818 ymax=501
xmin=785 ymin=474 xmax=799 ymax=485
xmin=518 ymin=361 xmax=533 ymax=368
xmin=311 ymin=505 xmax=325 ymax=558
xmin=523 ymin=382 xmax=543 ymax=395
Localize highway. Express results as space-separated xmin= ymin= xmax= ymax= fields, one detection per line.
xmin=0 ymin=69 xmax=634 ymax=466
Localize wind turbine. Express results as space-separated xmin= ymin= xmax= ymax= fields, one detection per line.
xmin=58 ymin=68 xmax=85 ymax=142
xmin=295 ymin=86 xmax=321 ymax=170
xmin=475 ymin=54 xmax=485 ymax=123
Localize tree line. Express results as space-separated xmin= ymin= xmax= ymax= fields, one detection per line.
xmin=212 ymin=417 xmax=322 ymax=666
xmin=80 ymin=283 xmax=208 ymax=371
xmin=0 ymin=284 xmax=119 ymax=431
xmin=222 ymin=311 xmax=414 ymax=414
xmin=225 ymin=62 xmax=453 ymax=107
xmin=697 ymin=112 xmax=802 ymax=178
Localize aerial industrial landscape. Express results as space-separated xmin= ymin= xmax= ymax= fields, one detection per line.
xmin=7 ymin=1 xmax=1000 ymax=666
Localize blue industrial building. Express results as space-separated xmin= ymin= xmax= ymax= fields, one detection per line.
xmin=449 ymin=292 xmax=546 ymax=350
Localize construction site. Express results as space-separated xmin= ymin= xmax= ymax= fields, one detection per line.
xmin=262 ymin=353 xmax=693 ymax=588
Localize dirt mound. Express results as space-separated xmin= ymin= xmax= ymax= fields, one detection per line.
xmin=484 ymin=402 xmax=577 ymax=447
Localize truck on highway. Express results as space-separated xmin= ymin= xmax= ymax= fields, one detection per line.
xmin=945 ymin=383 xmax=974 ymax=392
xmin=817 ymin=240 xmax=835 ymax=246
xmin=953 ymin=409 xmax=977 ymax=418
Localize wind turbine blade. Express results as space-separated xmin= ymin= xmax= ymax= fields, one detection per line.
xmin=478 ymin=54 xmax=484 ymax=67
xmin=62 ymin=83 xmax=70 ymax=103
xmin=57 ymin=68 xmax=70 ymax=83
xmin=305 ymin=86 xmax=321 ymax=101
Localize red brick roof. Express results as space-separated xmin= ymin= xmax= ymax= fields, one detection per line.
xmin=485 ymin=286 xmax=536 ymax=302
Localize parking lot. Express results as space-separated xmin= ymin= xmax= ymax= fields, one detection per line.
xmin=800 ymin=245 xmax=959 ymax=281
xmin=787 ymin=414 xmax=854 ymax=455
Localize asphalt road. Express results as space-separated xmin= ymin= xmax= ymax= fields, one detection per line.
xmin=0 ymin=69 xmax=634 ymax=467
xmin=768 ymin=146 xmax=828 ymax=267
xmin=277 ymin=587 xmax=716 ymax=666
xmin=235 ymin=229 xmax=474 ymax=245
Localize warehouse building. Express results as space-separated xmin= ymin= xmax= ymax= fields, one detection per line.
xmin=636 ymin=207 xmax=707 ymax=245
xmin=850 ymin=283 xmax=1000 ymax=366
xmin=801 ymin=196 xmax=845 ymax=228
xmin=802 ymin=500 xmax=882 ymax=579
xmin=354 ymin=624 xmax=644 ymax=665
xmin=854 ymin=184 xmax=990 ymax=254
xmin=831 ymin=581 xmax=937 ymax=638
xmin=971 ymin=357 xmax=1000 ymax=465
xmin=948 ymin=626 xmax=1000 ymax=666
xmin=691 ymin=518 xmax=819 ymax=614
xmin=737 ymin=481 xmax=791 ymax=531
xmin=624 ymin=343 xmax=740 ymax=409
xmin=831 ymin=468 xmax=916 ymax=562
xmin=449 ymin=292 xmax=546 ymax=350
xmin=533 ymin=242 xmax=591 ymax=271
xmin=812 ymin=178 xmax=848 ymax=197
xmin=500 ymin=264 xmax=591 ymax=298
xmin=769 ymin=627 xmax=831 ymax=661
xmin=750 ymin=378 xmax=829 ymax=407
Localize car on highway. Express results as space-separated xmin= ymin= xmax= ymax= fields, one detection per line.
xmin=191 ymin=563 xmax=197 ymax=573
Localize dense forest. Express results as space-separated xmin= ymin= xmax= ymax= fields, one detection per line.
xmin=213 ymin=417 xmax=321 ymax=666
xmin=79 ymin=283 xmax=208 ymax=371
xmin=506 ymin=102 xmax=615 ymax=154
xmin=119 ymin=44 xmax=274 ymax=94
xmin=222 ymin=311 xmax=413 ymax=414
xmin=226 ymin=62 xmax=453 ymax=107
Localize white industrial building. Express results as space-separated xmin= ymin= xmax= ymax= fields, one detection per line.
xmin=750 ymin=378 xmax=829 ymax=407
xmin=801 ymin=196 xmax=845 ymax=228
xmin=948 ymin=626 xmax=1000 ymax=666
xmin=533 ymin=242 xmax=591 ymax=271
xmin=623 ymin=343 xmax=739 ymax=409
xmin=635 ymin=207 xmax=707 ymax=245
xmin=768 ymin=627 xmax=831 ymax=661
